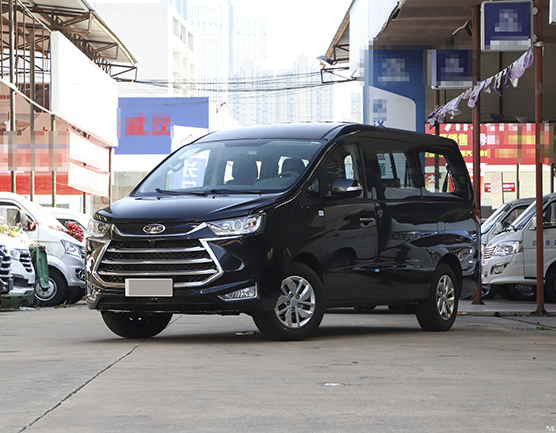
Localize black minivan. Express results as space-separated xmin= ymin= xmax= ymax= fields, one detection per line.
xmin=86 ymin=123 xmax=480 ymax=340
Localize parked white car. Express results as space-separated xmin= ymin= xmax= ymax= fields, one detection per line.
xmin=0 ymin=193 xmax=85 ymax=306
xmin=0 ymin=233 xmax=35 ymax=307
xmin=482 ymin=193 xmax=556 ymax=303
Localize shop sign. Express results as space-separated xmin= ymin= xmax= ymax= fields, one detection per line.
xmin=481 ymin=1 xmax=533 ymax=51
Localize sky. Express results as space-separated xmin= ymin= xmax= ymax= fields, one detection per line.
xmin=266 ymin=0 xmax=352 ymax=67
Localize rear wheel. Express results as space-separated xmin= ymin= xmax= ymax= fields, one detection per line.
xmin=101 ymin=311 xmax=173 ymax=338
xmin=65 ymin=286 xmax=85 ymax=304
xmin=545 ymin=269 xmax=556 ymax=303
xmin=416 ymin=263 xmax=459 ymax=332
xmin=253 ymin=263 xmax=324 ymax=341
xmin=508 ymin=284 xmax=536 ymax=301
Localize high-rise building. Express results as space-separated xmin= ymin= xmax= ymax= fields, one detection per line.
xmin=229 ymin=56 xmax=335 ymax=126
xmin=94 ymin=2 xmax=197 ymax=98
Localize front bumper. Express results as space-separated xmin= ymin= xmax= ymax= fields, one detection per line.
xmin=482 ymin=252 xmax=528 ymax=286
xmin=86 ymin=230 xmax=274 ymax=314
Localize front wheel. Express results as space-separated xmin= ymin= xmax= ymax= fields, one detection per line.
xmin=481 ymin=284 xmax=497 ymax=300
xmin=35 ymin=269 xmax=67 ymax=307
xmin=101 ymin=311 xmax=173 ymax=338
xmin=253 ymin=263 xmax=324 ymax=341
xmin=416 ymin=263 xmax=459 ymax=332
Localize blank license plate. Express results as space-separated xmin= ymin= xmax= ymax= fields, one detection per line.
xmin=125 ymin=279 xmax=173 ymax=297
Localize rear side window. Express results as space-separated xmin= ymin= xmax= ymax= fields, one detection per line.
xmin=418 ymin=148 xmax=471 ymax=200
xmin=362 ymin=139 xmax=422 ymax=200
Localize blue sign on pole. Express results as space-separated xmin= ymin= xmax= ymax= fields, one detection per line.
xmin=431 ymin=50 xmax=473 ymax=89
xmin=481 ymin=1 xmax=533 ymax=51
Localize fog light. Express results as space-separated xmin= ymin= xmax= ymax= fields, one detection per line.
xmin=218 ymin=284 xmax=258 ymax=301
xmin=492 ymin=264 xmax=507 ymax=275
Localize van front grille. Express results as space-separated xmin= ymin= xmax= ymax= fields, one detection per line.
xmin=0 ymin=251 xmax=12 ymax=293
xmin=483 ymin=245 xmax=495 ymax=261
xmin=95 ymin=238 xmax=221 ymax=288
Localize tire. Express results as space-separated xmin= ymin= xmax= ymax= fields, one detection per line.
xmin=65 ymin=286 xmax=85 ymax=304
xmin=545 ymin=270 xmax=556 ymax=303
xmin=101 ymin=311 xmax=173 ymax=338
xmin=481 ymin=284 xmax=497 ymax=300
xmin=253 ymin=263 xmax=324 ymax=341
xmin=416 ymin=263 xmax=459 ymax=332
xmin=508 ymin=284 xmax=536 ymax=301
xmin=35 ymin=268 xmax=68 ymax=307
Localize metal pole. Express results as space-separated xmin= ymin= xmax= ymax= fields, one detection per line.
xmin=30 ymin=27 xmax=36 ymax=201
xmin=534 ymin=0 xmax=546 ymax=316
xmin=8 ymin=0 xmax=16 ymax=193
xmin=472 ymin=4 xmax=483 ymax=305
xmin=51 ymin=114 xmax=56 ymax=207
xmin=108 ymin=147 xmax=113 ymax=204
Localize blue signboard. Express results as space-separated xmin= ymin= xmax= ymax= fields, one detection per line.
xmin=481 ymin=1 xmax=533 ymax=51
xmin=364 ymin=48 xmax=425 ymax=132
xmin=117 ymin=97 xmax=209 ymax=155
xmin=431 ymin=50 xmax=473 ymax=89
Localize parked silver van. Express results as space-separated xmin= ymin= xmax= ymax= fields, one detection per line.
xmin=480 ymin=197 xmax=534 ymax=299
xmin=482 ymin=193 xmax=556 ymax=303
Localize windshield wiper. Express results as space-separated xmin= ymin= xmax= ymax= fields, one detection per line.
xmin=155 ymin=188 xmax=208 ymax=196
xmin=209 ymin=189 xmax=263 ymax=195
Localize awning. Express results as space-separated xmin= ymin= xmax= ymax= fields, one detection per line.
xmin=9 ymin=0 xmax=137 ymax=76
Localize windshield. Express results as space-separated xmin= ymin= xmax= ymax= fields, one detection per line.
xmin=481 ymin=202 xmax=511 ymax=234
xmin=134 ymin=138 xmax=325 ymax=196
xmin=511 ymin=201 xmax=538 ymax=231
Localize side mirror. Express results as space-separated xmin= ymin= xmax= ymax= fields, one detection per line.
xmin=494 ymin=221 xmax=503 ymax=234
xmin=331 ymin=179 xmax=363 ymax=198
xmin=26 ymin=220 xmax=37 ymax=231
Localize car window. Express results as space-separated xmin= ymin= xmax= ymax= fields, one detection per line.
xmin=543 ymin=202 xmax=556 ymax=229
xmin=416 ymin=147 xmax=471 ymax=201
xmin=361 ymin=138 xmax=421 ymax=200
xmin=135 ymin=138 xmax=325 ymax=195
xmin=323 ymin=143 xmax=363 ymax=197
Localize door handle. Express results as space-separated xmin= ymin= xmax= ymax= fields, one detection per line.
xmin=360 ymin=217 xmax=375 ymax=224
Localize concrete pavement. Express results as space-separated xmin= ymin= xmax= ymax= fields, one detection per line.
xmin=0 ymin=299 xmax=555 ymax=433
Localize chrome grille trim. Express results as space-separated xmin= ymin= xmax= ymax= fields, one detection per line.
xmin=106 ymin=246 xmax=205 ymax=254
xmin=483 ymin=245 xmax=495 ymax=261
xmin=98 ymin=269 xmax=218 ymax=277
xmin=93 ymin=237 xmax=223 ymax=288
xmin=101 ymin=257 xmax=213 ymax=265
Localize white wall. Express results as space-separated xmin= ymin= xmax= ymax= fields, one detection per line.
xmin=50 ymin=32 xmax=118 ymax=145
xmin=349 ymin=0 xmax=400 ymax=76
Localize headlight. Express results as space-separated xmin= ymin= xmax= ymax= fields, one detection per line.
xmin=492 ymin=241 xmax=523 ymax=257
xmin=207 ymin=214 xmax=264 ymax=236
xmin=88 ymin=219 xmax=111 ymax=237
xmin=61 ymin=239 xmax=84 ymax=259
xmin=9 ymin=248 xmax=26 ymax=261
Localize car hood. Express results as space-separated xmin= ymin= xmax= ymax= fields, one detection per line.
xmin=96 ymin=193 xmax=284 ymax=223
xmin=485 ymin=229 xmax=522 ymax=247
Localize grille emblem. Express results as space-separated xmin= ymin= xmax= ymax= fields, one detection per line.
xmin=143 ymin=224 xmax=166 ymax=235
